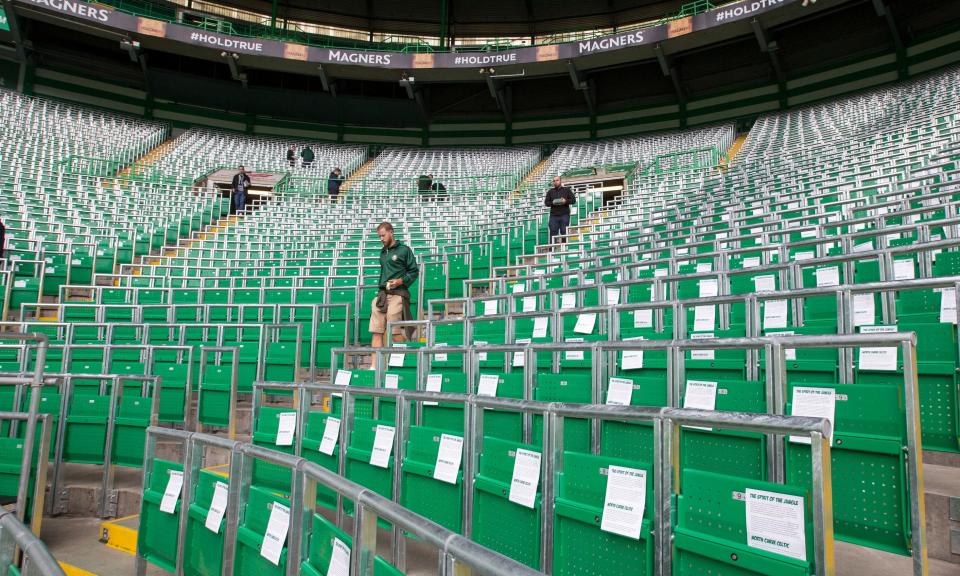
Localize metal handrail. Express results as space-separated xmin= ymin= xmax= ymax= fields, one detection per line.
xmin=0 ymin=508 xmax=65 ymax=576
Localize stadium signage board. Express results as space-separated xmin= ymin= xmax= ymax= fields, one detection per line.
xmin=14 ymin=0 xmax=795 ymax=69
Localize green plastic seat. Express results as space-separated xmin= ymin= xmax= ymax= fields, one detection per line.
xmin=400 ymin=425 xmax=464 ymax=533
xmin=554 ymin=451 xmax=654 ymax=576
xmin=137 ymin=459 xmax=184 ymax=573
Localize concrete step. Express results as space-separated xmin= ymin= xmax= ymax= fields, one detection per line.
xmin=924 ymin=463 xmax=960 ymax=564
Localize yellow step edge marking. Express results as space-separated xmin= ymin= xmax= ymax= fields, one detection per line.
xmin=38 ymin=316 xmax=58 ymax=322
xmin=205 ymin=462 xmax=231 ymax=478
xmin=99 ymin=514 xmax=139 ymax=556
xmin=60 ymin=561 xmax=99 ymax=576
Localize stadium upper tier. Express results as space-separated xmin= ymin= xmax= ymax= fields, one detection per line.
xmin=357 ymin=146 xmax=542 ymax=194
xmin=150 ymin=128 xmax=369 ymax=182
xmin=537 ymin=123 xmax=735 ymax=184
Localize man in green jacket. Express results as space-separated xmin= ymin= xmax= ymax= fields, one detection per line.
xmin=370 ymin=221 xmax=418 ymax=349
xmin=300 ymin=146 xmax=315 ymax=168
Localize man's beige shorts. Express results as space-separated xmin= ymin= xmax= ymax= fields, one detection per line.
xmin=369 ymin=294 xmax=404 ymax=335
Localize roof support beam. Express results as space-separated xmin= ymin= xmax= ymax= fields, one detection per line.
xmin=751 ymin=19 xmax=787 ymax=109
xmin=2 ymin=0 xmax=28 ymax=91
xmin=654 ymin=43 xmax=686 ymax=128
xmin=566 ymin=59 xmax=596 ymax=118
xmin=872 ymin=0 xmax=907 ymax=79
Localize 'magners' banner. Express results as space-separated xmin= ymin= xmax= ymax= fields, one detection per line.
xmin=14 ymin=0 xmax=796 ymax=69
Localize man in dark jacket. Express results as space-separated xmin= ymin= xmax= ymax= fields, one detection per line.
xmin=544 ymin=176 xmax=576 ymax=243
xmin=286 ymin=147 xmax=296 ymax=167
xmin=370 ymin=221 xmax=418 ymax=351
xmin=327 ymin=168 xmax=343 ymax=202
xmin=300 ymin=146 xmax=315 ymax=168
xmin=231 ymin=165 xmax=251 ymax=214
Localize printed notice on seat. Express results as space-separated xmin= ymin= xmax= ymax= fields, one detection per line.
xmin=388 ymin=351 xmax=406 ymax=367
xmin=328 ymin=538 xmax=350 ymax=576
xmin=565 ymin=338 xmax=585 ymax=360
xmin=699 ymin=278 xmax=718 ymax=298
xmin=477 ymin=374 xmax=499 ymax=396
xmin=434 ymin=343 xmax=448 ymax=362
xmin=475 ymin=341 xmax=488 ymax=361
xmin=205 ymin=481 xmax=229 ymax=533
xmin=533 ymin=316 xmax=549 ymax=338
xmin=858 ymin=325 xmax=898 ymax=371
xmin=693 ymin=305 xmax=716 ymax=331
xmin=763 ymin=300 xmax=788 ymax=329
xmin=159 ymin=470 xmax=184 ymax=514
xmin=319 ymin=417 xmax=341 ymax=455
xmin=621 ymin=337 xmax=644 ymax=370
xmin=753 ymin=275 xmax=776 ymax=292
xmin=743 ymin=257 xmax=761 ymax=268
xmin=690 ymin=333 xmax=715 ymax=360
xmin=815 ymin=267 xmax=840 ymax=287
xmin=683 ymin=380 xmax=717 ymax=411
xmin=789 ymin=387 xmax=835 ymax=445
xmin=385 ymin=373 xmax=399 ymax=389
xmin=634 ymin=309 xmax=653 ymax=328
xmin=275 ymin=412 xmax=297 ymax=446
xmin=574 ymin=313 xmax=597 ymax=334
xmin=606 ymin=377 xmax=634 ymax=406
xmin=696 ymin=263 xmax=713 ymax=273
xmin=601 ymin=466 xmax=647 ymax=540
xmin=483 ymin=300 xmax=498 ymax=316
xmin=260 ymin=501 xmax=290 ymax=565
xmin=508 ymin=448 xmax=541 ymax=509
xmin=853 ymin=294 xmax=875 ymax=326
xmin=606 ymin=288 xmax=621 ymax=305
xmin=745 ymin=489 xmax=807 ymax=561
xmin=523 ymin=296 xmax=537 ymax=312
xmin=369 ymin=425 xmax=396 ymax=468
xmin=433 ymin=434 xmax=464 ymax=485
xmin=425 ymin=373 xmax=443 ymax=405
xmin=334 ymin=370 xmax=352 ymax=386
xmin=561 ymin=293 xmax=576 ymax=309
xmin=794 ymin=252 xmax=814 ymax=261
xmin=512 ymin=283 xmax=526 ymax=294
xmin=513 ymin=339 xmax=531 ymax=367
xmin=940 ymin=288 xmax=957 ymax=324
xmin=892 ymin=259 xmax=915 ymax=280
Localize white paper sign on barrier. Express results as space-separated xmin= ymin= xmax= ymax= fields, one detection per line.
xmin=815 ymin=267 xmax=840 ymax=287
xmin=606 ymin=377 xmax=634 ymax=406
xmin=477 ymin=374 xmax=499 ymax=397
xmin=319 ymin=417 xmax=341 ymax=455
xmin=508 ymin=448 xmax=542 ymax=509
xmin=327 ymin=538 xmax=351 ymax=576
xmin=745 ymin=489 xmax=807 ymax=561
xmin=260 ymin=502 xmax=290 ymax=565
xmin=858 ymin=325 xmax=898 ymax=371
xmin=205 ymin=481 xmax=229 ymax=533
xmin=275 ymin=412 xmax=297 ymax=446
xmin=853 ymin=293 xmax=875 ymax=326
xmin=600 ymin=466 xmax=647 ymax=540
xmin=789 ymin=387 xmax=835 ymax=445
xmin=369 ymin=425 xmax=396 ymax=468
xmin=433 ymin=434 xmax=464 ymax=485
xmin=160 ymin=470 xmax=184 ymax=514
xmin=574 ymin=313 xmax=597 ymax=334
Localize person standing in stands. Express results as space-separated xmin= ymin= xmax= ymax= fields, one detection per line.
xmin=300 ymin=145 xmax=315 ymax=168
xmin=286 ymin=146 xmax=296 ymax=167
xmin=544 ymin=175 xmax=576 ymax=243
xmin=0 ymin=217 xmax=6 ymax=258
xmin=327 ymin=167 xmax=343 ymax=202
xmin=231 ymin=165 xmax=251 ymax=214
xmin=370 ymin=221 xmax=418 ymax=353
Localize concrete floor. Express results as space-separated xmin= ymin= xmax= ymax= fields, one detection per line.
xmin=38 ymin=515 xmax=960 ymax=576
